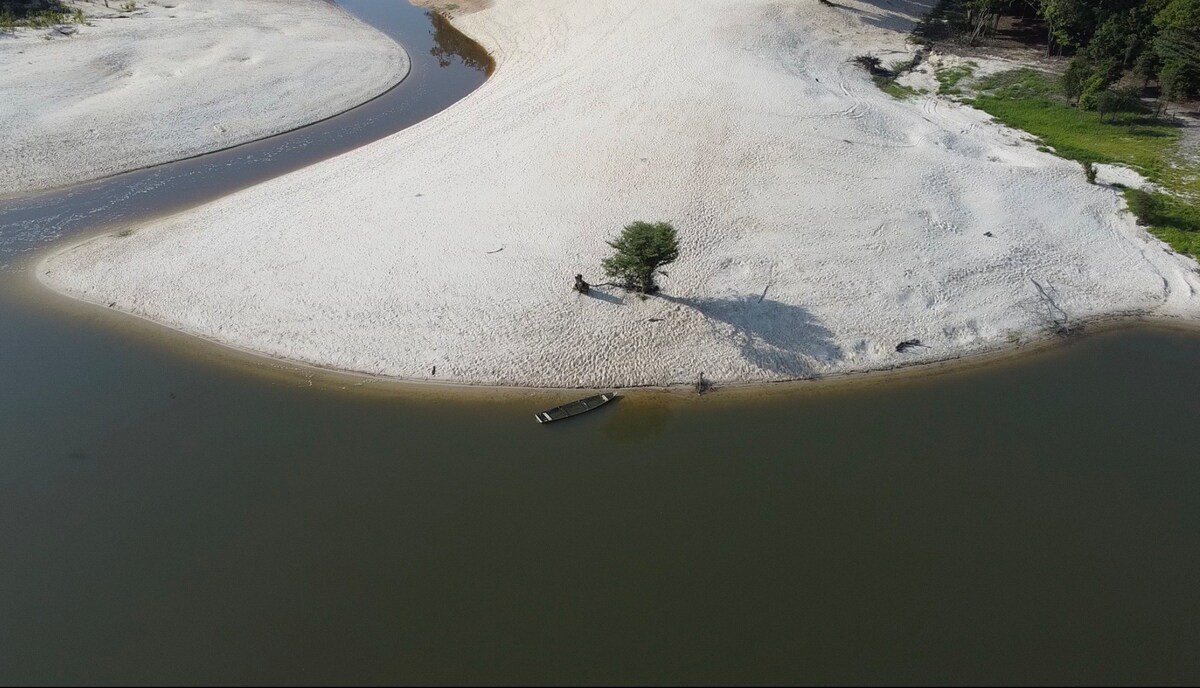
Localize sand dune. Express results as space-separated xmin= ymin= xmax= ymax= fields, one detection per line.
xmin=0 ymin=0 xmax=407 ymax=195
xmin=41 ymin=0 xmax=1200 ymax=388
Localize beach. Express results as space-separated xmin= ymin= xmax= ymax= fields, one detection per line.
xmin=0 ymin=0 xmax=407 ymax=195
xmin=39 ymin=0 xmax=1200 ymax=388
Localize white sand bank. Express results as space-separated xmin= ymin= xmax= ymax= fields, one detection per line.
xmin=42 ymin=0 xmax=1200 ymax=388
xmin=0 ymin=0 xmax=408 ymax=195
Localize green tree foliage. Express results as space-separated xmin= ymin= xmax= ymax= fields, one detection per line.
xmin=923 ymin=0 xmax=1200 ymax=103
xmin=964 ymin=0 xmax=1003 ymax=45
xmin=1134 ymin=48 xmax=1163 ymax=86
xmin=1085 ymin=6 xmax=1153 ymax=69
xmin=1092 ymin=85 xmax=1145 ymax=120
xmin=1039 ymin=0 xmax=1092 ymax=55
xmin=1030 ymin=0 xmax=1200 ymax=108
xmin=1063 ymin=56 xmax=1122 ymax=105
xmin=1152 ymin=0 xmax=1200 ymax=99
xmin=601 ymin=221 xmax=680 ymax=294
xmin=1062 ymin=56 xmax=1095 ymax=101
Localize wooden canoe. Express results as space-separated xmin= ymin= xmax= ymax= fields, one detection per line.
xmin=535 ymin=393 xmax=617 ymax=424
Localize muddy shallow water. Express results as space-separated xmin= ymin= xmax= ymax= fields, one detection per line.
xmin=2 ymin=1 xmax=1200 ymax=683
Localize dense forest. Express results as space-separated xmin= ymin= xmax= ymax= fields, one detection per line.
xmin=924 ymin=0 xmax=1200 ymax=108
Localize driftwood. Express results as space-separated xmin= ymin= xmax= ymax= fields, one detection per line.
xmin=1030 ymin=278 xmax=1076 ymax=336
xmin=895 ymin=339 xmax=926 ymax=353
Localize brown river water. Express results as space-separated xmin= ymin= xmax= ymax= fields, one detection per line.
xmin=1 ymin=1 xmax=1199 ymax=683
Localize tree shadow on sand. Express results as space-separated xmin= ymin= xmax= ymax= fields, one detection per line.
xmin=660 ymin=294 xmax=843 ymax=377
xmin=585 ymin=286 xmax=625 ymax=306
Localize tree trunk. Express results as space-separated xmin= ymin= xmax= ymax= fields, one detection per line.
xmin=969 ymin=14 xmax=989 ymax=46
xmin=637 ymin=270 xmax=653 ymax=294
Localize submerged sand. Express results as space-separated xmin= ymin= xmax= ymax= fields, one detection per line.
xmin=0 ymin=0 xmax=407 ymax=195
xmin=41 ymin=0 xmax=1200 ymax=388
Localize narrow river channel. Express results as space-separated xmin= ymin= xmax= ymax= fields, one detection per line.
xmin=2 ymin=1 xmax=1199 ymax=683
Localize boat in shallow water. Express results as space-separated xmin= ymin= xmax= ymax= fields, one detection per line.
xmin=535 ymin=393 xmax=617 ymax=424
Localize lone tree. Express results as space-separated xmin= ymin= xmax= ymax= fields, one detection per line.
xmin=602 ymin=221 xmax=680 ymax=294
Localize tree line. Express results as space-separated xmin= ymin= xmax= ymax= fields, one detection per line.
xmin=925 ymin=0 xmax=1200 ymax=109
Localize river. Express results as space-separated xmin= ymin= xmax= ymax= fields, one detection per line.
xmin=1 ymin=1 xmax=1199 ymax=683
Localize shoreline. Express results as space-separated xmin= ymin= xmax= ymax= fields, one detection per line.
xmin=25 ymin=247 xmax=1200 ymax=402
xmin=0 ymin=54 xmax=413 ymax=206
xmin=0 ymin=0 xmax=409 ymax=196
xmin=34 ymin=0 xmax=1200 ymax=393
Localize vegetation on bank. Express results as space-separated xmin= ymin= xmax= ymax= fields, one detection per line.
xmin=602 ymin=221 xmax=680 ymax=294
xmin=915 ymin=0 xmax=1200 ymax=109
xmin=0 ymin=1 xmax=84 ymax=32
xmin=953 ymin=68 xmax=1199 ymax=255
xmin=971 ymin=70 xmax=1178 ymax=172
xmin=936 ymin=62 xmax=977 ymax=95
xmin=897 ymin=0 xmax=1200 ymax=258
xmin=853 ymin=54 xmax=928 ymax=100
xmin=1125 ymin=187 xmax=1200 ymax=255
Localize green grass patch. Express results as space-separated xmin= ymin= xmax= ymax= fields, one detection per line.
xmin=876 ymin=77 xmax=922 ymax=100
xmin=970 ymin=69 xmax=1180 ymax=180
xmin=974 ymin=69 xmax=1059 ymax=98
xmin=1148 ymin=225 xmax=1200 ymax=257
xmin=935 ymin=62 xmax=976 ymax=96
xmin=889 ymin=57 xmax=920 ymax=76
xmin=1124 ymin=188 xmax=1200 ymax=255
xmin=856 ymin=53 xmax=924 ymax=100
xmin=969 ymin=68 xmax=1200 ymax=258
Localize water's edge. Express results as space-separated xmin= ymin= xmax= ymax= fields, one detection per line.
xmin=25 ymin=253 xmax=1200 ymax=402
xmin=0 ymin=51 xmax=413 ymax=204
xmin=22 ymin=1 xmax=1200 ymax=397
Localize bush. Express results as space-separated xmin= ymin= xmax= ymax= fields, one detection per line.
xmin=602 ymin=221 xmax=680 ymax=294
xmin=1134 ymin=50 xmax=1162 ymax=87
xmin=853 ymin=54 xmax=886 ymax=76
xmin=1066 ymin=57 xmax=1126 ymax=109
xmin=1158 ymin=59 xmax=1196 ymax=107
xmin=1123 ymin=189 xmax=1200 ymax=257
xmin=1125 ymin=188 xmax=1163 ymax=225
xmin=1088 ymin=86 xmax=1145 ymax=121
xmin=1062 ymin=59 xmax=1094 ymax=103
xmin=1076 ymin=74 xmax=1110 ymax=110
xmin=1124 ymin=189 xmax=1200 ymax=230
xmin=854 ymin=53 xmax=924 ymax=99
